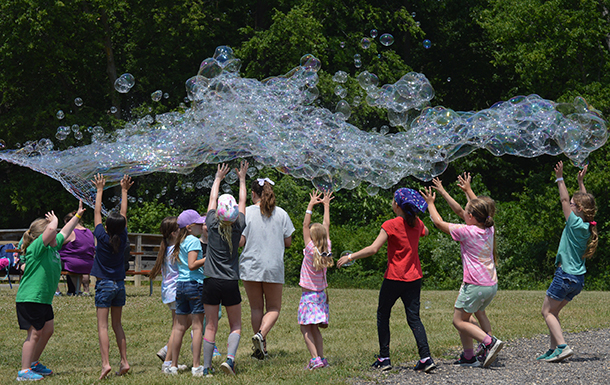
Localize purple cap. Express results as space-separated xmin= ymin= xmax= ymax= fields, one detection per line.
xmin=177 ymin=209 xmax=205 ymax=228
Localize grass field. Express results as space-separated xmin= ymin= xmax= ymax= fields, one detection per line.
xmin=1 ymin=284 xmax=609 ymax=384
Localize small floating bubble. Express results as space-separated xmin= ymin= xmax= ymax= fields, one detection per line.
xmin=423 ymin=39 xmax=432 ymax=49
xmin=370 ymin=29 xmax=378 ymax=38
xmin=56 ymin=110 xmax=65 ymax=120
xmin=74 ymin=97 xmax=83 ymax=107
xmin=151 ymin=90 xmax=163 ymax=102
xmin=380 ymin=33 xmax=394 ymax=46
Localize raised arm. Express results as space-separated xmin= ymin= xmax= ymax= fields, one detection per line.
xmin=321 ymin=191 xmax=333 ymax=236
xmin=59 ymin=200 xmax=86 ymax=241
xmin=420 ymin=187 xmax=451 ymax=235
xmin=92 ymin=173 xmax=105 ymax=227
xmin=554 ymin=161 xmax=572 ymax=220
xmin=457 ymin=172 xmax=477 ymax=201
xmin=431 ymin=177 xmax=465 ymax=220
xmin=42 ymin=211 xmax=59 ymax=247
xmin=577 ymin=164 xmax=588 ymax=194
xmin=237 ymin=160 xmax=249 ymax=215
xmin=208 ymin=163 xmax=230 ymax=213
xmin=336 ymin=228 xmax=388 ymax=268
xmin=302 ymin=190 xmax=322 ymax=246
xmin=120 ymin=174 xmax=134 ymax=220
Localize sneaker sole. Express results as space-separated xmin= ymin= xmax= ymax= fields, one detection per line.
xmin=220 ymin=362 xmax=235 ymax=375
xmin=483 ymin=339 xmax=505 ymax=368
xmin=456 ymin=361 xmax=481 ymax=367
xmin=424 ymin=363 xmax=437 ymax=372
xmin=252 ymin=334 xmax=265 ymax=357
xmin=546 ymin=348 xmax=574 ymax=362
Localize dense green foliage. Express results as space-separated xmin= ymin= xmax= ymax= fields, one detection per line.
xmin=2 ymin=0 xmax=610 ymax=289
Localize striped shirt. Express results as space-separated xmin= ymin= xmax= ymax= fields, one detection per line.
xmin=299 ymin=240 xmax=331 ymax=291
xmin=448 ymin=224 xmax=497 ymax=286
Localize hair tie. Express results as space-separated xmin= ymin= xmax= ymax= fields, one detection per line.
xmin=257 ymin=178 xmax=275 ymax=186
xmin=589 ymin=221 xmax=597 ymax=226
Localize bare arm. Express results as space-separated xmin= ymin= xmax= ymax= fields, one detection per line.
xmin=577 ymin=164 xmax=588 ymax=194
xmin=284 ymin=236 xmax=292 ymax=248
xmin=237 ymin=160 xmax=249 ymax=215
xmin=208 ymin=164 xmax=230 ymax=213
xmin=420 ymin=187 xmax=452 ymax=235
xmin=321 ymin=191 xmax=334 ymax=236
xmin=42 ymin=211 xmax=59 ymax=247
xmin=92 ymin=173 xmax=105 ymax=227
xmin=239 ymin=235 xmax=246 ymax=247
xmin=431 ymin=177 xmax=465 ymax=220
xmin=59 ymin=200 xmax=86 ymax=241
xmin=120 ymin=175 xmax=134 ymax=219
xmin=188 ymin=250 xmax=206 ymax=270
xmin=302 ymin=190 xmax=322 ymax=246
xmin=336 ymin=229 xmax=388 ymax=268
xmin=555 ymin=161 xmax=572 ymax=220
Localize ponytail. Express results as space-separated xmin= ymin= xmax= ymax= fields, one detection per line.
xmin=251 ymin=179 xmax=276 ymax=218
xmin=219 ymin=222 xmax=234 ymax=255
xmin=573 ymin=192 xmax=598 ymax=259
xmin=171 ymin=227 xmax=190 ymax=264
xmin=150 ymin=216 xmax=178 ymax=279
xmin=20 ymin=218 xmax=48 ymax=255
xmin=310 ymin=223 xmax=333 ymax=270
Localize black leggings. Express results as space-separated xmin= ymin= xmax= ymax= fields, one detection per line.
xmin=377 ymin=278 xmax=431 ymax=359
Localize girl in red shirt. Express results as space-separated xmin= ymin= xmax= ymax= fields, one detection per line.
xmin=337 ymin=188 xmax=436 ymax=372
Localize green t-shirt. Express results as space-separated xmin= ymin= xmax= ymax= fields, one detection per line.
xmin=16 ymin=233 xmax=65 ymax=305
xmin=555 ymin=212 xmax=590 ymax=276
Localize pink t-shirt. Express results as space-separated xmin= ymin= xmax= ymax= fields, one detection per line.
xmin=448 ymin=224 xmax=497 ymax=286
xmin=299 ymin=240 xmax=331 ymax=291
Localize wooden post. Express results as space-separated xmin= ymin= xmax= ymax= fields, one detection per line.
xmin=134 ymin=234 xmax=142 ymax=287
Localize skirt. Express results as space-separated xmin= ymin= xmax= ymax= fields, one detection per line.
xmin=298 ymin=290 xmax=329 ymax=325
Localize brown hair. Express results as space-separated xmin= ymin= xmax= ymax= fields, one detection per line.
xmin=467 ymin=197 xmax=497 ymax=263
xmin=572 ymin=192 xmax=598 ymax=259
xmin=20 ymin=218 xmax=49 ymax=255
xmin=63 ymin=210 xmax=80 ymax=225
xmin=150 ymin=216 xmax=179 ymax=279
xmin=251 ymin=180 xmax=276 ymax=218
xmin=310 ymin=223 xmax=333 ymax=270
xmin=171 ymin=227 xmax=190 ymax=264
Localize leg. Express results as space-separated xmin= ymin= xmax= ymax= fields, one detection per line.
xmin=377 ymin=279 xmax=401 ymax=357
xmin=541 ymin=295 xmax=570 ymax=348
xmin=110 ymin=306 xmax=129 ymax=375
xmin=30 ymin=319 xmax=54 ymax=364
xmin=67 ymin=274 xmax=77 ymax=295
xmin=243 ymin=281 xmax=264 ymax=333
xmin=96 ymin=307 xmax=112 ymax=379
xmin=400 ymin=279 xmax=431 ymax=359
xmin=474 ymin=310 xmax=492 ymax=335
xmin=21 ymin=325 xmax=48 ymax=371
xmin=300 ymin=325 xmax=319 ymax=358
xmin=453 ymin=308 xmax=488 ymax=349
xmin=191 ymin=313 xmax=204 ymax=367
xmin=165 ymin=309 xmax=176 ymax=363
xmin=259 ymin=282 xmax=282 ymax=338
xmin=170 ymin=314 xmax=189 ymax=368
xmin=225 ymin=303 xmax=242 ymax=360
xmin=203 ymin=304 xmax=220 ymax=369
xmin=82 ymin=274 xmax=90 ymax=293
xmin=311 ymin=325 xmax=324 ymax=358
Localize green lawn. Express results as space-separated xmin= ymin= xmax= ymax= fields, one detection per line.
xmin=1 ymin=284 xmax=609 ymax=384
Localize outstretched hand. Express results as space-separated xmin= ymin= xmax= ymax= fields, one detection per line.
xmin=236 ymin=160 xmax=249 ymax=181
xmin=93 ymin=173 xmax=106 ymax=190
xmin=216 ymin=163 xmax=231 ymax=180
xmin=431 ymin=177 xmax=445 ymax=193
xmin=457 ymin=172 xmax=472 ymax=192
xmin=321 ymin=191 xmax=334 ymax=206
xmin=419 ymin=186 xmax=436 ymax=204
xmin=76 ymin=200 xmax=86 ymax=217
xmin=577 ymin=164 xmax=588 ymax=184
xmin=45 ymin=211 xmax=58 ymax=224
xmin=554 ymin=161 xmax=564 ymax=179
xmin=120 ymin=174 xmax=134 ymax=191
xmin=308 ymin=190 xmax=323 ymax=207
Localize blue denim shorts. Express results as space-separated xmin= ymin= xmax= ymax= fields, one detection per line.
xmin=175 ymin=281 xmax=204 ymax=315
xmin=546 ymin=267 xmax=584 ymax=302
xmin=95 ymin=279 xmax=126 ymax=308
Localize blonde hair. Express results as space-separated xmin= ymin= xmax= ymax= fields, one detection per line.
xmin=310 ymin=223 xmax=333 ymax=270
xmin=572 ymin=192 xmax=598 ymax=259
xmin=21 ymin=218 xmax=49 ymax=255
xmin=220 ymin=222 xmax=234 ymax=255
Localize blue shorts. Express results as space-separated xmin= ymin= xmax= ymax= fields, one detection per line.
xmin=546 ymin=267 xmax=584 ymax=302
xmin=176 ymin=281 xmax=204 ymax=315
xmin=95 ymin=279 xmax=126 ymax=308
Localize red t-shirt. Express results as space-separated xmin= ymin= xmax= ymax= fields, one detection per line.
xmin=381 ymin=216 xmax=426 ymax=282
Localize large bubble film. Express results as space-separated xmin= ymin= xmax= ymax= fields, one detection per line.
xmin=0 ymin=47 xmax=607 ymax=211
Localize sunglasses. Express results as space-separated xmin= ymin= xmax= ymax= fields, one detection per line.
xmin=319 ymin=251 xmax=333 ymax=258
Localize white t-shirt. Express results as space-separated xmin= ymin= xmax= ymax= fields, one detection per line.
xmin=239 ymin=205 xmax=295 ymax=283
xmin=161 ymin=245 xmax=178 ymax=304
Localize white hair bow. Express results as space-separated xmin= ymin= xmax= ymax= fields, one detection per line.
xmin=257 ymin=178 xmax=275 ymax=186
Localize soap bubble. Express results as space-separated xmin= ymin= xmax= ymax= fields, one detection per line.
xmin=164 ymin=93 xmax=169 ymax=99
xmin=366 ymin=185 xmax=380 ymax=196
xmin=56 ymin=110 xmax=65 ymax=120
xmin=357 ymin=71 xmax=379 ymax=92
xmin=335 ymin=100 xmax=351 ymax=120
xmin=151 ymin=90 xmax=163 ymax=102
xmin=340 ymin=41 xmax=345 ymax=48
xmin=353 ymin=95 xmax=362 ymax=107
xmin=361 ymin=37 xmax=372 ymax=49
xmin=74 ymin=131 xmax=83 ymax=140
xmin=114 ymin=73 xmax=135 ymax=93
xmin=370 ymin=29 xmax=378 ymax=38
xmin=412 ymin=12 xmax=416 ymax=17
xmin=332 ymin=70 xmax=348 ymax=83
xmin=110 ymin=106 xmax=117 ymax=114
xmin=74 ymin=97 xmax=83 ymax=107
xmin=423 ymin=39 xmax=432 ymax=49
xmin=247 ymin=167 xmax=258 ymax=178
xmin=334 ymin=85 xmax=348 ymax=98
xmin=447 ymin=77 xmax=452 ymax=82
xmin=340 ymin=251 xmax=354 ymax=267
xmin=0 ymin=139 xmax=5 ymax=149
xmin=225 ymin=170 xmax=238 ymax=184
xmin=380 ymin=33 xmax=394 ymax=46
xmin=354 ymin=59 xmax=362 ymax=69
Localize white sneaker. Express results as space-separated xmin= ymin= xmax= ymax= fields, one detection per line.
xmin=163 ymin=366 xmax=178 ymax=375
xmin=192 ymin=365 xmax=204 ymax=377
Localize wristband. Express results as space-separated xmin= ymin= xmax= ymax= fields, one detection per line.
xmin=305 ymin=210 xmax=313 ymax=215
xmin=348 ymin=254 xmax=353 ymax=262
xmin=555 ymin=177 xmax=564 ymax=183
xmin=75 ymin=213 xmax=82 ymax=219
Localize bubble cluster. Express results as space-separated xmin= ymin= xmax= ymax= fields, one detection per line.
xmin=114 ymin=73 xmax=135 ymax=93
xmin=0 ymin=46 xmax=606 ymax=210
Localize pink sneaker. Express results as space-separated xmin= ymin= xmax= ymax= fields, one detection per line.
xmin=307 ymin=357 xmax=324 ymax=370
xmin=321 ymin=358 xmax=329 ymax=367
